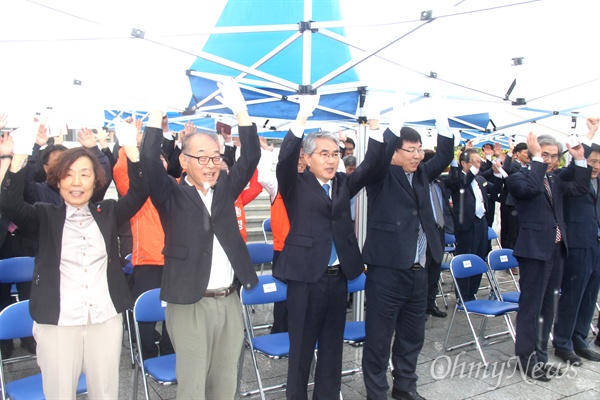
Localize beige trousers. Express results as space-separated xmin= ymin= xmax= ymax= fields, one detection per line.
xmin=33 ymin=313 xmax=123 ymax=400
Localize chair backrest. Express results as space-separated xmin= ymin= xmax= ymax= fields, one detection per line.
xmin=133 ymin=288 xmax=166 ymax=323
xmin=241 ymin=275 xmax=287 ymax=305
xmin=123 ymin=253 xmax=133 ymax=275
xmin=450 ymin=254 xmax=488 ymax=279
xmin=444 ymin=233 xmax=456 ymax=246
xmin=0 ymin=300 xmax=33 ymax=341
xmin=0 ymin=257 xmax=35 ymax=284
xmin=487 ymin=227 xmax=498 ymax=240
xmin=247 ymin=243 xmax=274 ymax=265
xmin=262 ymin=218 xmax=272 ymax=234
xmin=348 ymin=273 xmax=366 ymax=294
xmin=262 ymin=218 xmax=272 ymax=243
xmin=487 ymin=249 xmax=518 ymax=271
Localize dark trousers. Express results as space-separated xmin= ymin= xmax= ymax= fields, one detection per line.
xmin=271 ymin=250 xmax=288 ymax=334
xmin=515 ymin=243 xmax=565 ymax=366
xmin=500 ymin=204 xmax=520 ymax=250
xmin=553 ymin=243 xmax=600 ymax=352
xmin=131 ymin=265 xmax=174 ymax=360
xmin=362 ymin=265 xmax=427 ymax=400
xmin=455 ymin=216 xmax=487 ymax=301
xmin=286 ymin=272 xmax=347 ymax=400
xmin=426 ymin=227 xmax=445 ymax=310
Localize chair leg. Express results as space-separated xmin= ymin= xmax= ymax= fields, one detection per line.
xmin=443 ymin=306 xmax=459 ymax=350
xmin=463 ymin=313 xmax=488 ymax=366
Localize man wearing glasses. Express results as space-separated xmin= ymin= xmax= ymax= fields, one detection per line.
xmin=275 ymin=95 xmax=388 ymax=400
xmin=361 ymin=105 xmax=454 ymax=400
xmin=506 ymin=132 xmax=590 ymax=382
xmin=140 ymin=79 xmax=260 ymax=399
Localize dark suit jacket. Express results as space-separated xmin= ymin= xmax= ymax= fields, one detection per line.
xmin=506 ymin=161 xmax=590 ymax=261
xmin=563 ymin=176 xmax=600 ymax=249
xmin=140 ymin=126 xmax=260 ymax=304
xmin=362 ymin=131 xmax=454 ymax=269
xmin=447 ymin=168 xmax=503 ymax=232
xmin=275 ymin=130 xmax=385 ymax=283
xmin=0 ymin=159 xmax=147 ymax=324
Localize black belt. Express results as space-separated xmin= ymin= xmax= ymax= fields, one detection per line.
xmin=326 ymin=265 xmax=340 ymax=276
xmin=410 ymin=263 xmax=424 ymax=271
xmin=204 ymin=284 xmax=237 ymax=298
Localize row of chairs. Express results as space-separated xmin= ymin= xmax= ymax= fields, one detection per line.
xmin=444 ymin=249 xmax=521 ymax=366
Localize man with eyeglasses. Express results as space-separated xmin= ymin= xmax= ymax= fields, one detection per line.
xmin=506 ymin=132 xmax=590 ymax=382
xmin=275 ymin=95 xmax=388 ymax=400
xmin=140 ymin=78 xmax=260 ymax=399
xmin=361 ymin=100 xmax=454 ymax=400
xmin=552 ymin=117 xmax=600 ymax=366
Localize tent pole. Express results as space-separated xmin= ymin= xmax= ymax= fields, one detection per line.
xmin=353 ymin=117 xmax=368 ymax=322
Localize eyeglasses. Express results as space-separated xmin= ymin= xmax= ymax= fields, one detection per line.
xmin=541 ymin=152 xmax=559 ymax=161
xmin=399 ymin=148 xmax=425 ymax=156
xmin=588 ymin=159 xmax=600 ymax=166
xmin=315 ymin=151 xmax=341 ymax=160
xmin=184 ymin=154 xmax=224 ymax=165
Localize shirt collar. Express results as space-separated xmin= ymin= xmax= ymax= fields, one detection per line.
xmin=65 ymin=203 xmax=91 ymax=218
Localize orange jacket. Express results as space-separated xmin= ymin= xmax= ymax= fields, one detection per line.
xmin=236 ymin=170 xmax=262 ymax=242
xmin=270 ymin=193 xmax=290 ymax=251
xmin=113 ymin=148 xmax=165 ymax=266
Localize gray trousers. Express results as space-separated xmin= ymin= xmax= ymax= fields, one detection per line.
xmin=166 ymin=293 xmax=244 ymax=400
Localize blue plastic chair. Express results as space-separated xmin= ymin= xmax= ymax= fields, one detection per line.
xmin=262 ymin=218 xmax=272 ymax=243
xmin=247 ymin=242 xmax=274 ymax=275
xmin=344 ymin=273 xmax=366 ymax=345
xmin=486 ymin=249 xmax=520 ymax=303
xmin=240 ymin=275 xmax=288 ymax=399
xmin=444 ymin=254 xmax=518 ymax=366
xmin=132 ymin=289 xmax=177 ymax=400
xmin=487 ymin=226 xmax=501 ymax=249
xmin=437 ymin=234 xmax=456 ymax=308
xmin=0 ymin=300 xmax=87 ymax=400
xmin=0 ymin=257 xmax=35 ymax=302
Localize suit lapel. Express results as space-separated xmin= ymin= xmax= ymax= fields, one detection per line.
xmin=390 ymin=166 xmax=416 ymax=201
xmin=181 ymin=182 xmax=210 ymax=217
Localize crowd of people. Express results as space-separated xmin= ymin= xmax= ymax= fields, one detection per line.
xmin=0 ymin=82 xmax=599 ymax=399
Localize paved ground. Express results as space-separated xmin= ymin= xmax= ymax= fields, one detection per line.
xmin=4 ymin=269 xmax=600 ymax=400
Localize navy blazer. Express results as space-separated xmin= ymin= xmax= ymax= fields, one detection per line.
xmin=506 ymin=161 xmax=590 ymax=261
xmin=140 ymin=125 xmax=260 ymax=304
xmin=275 ymin=130 xmax=385 ymax=283
xmin=0 ymin=159 xmax=147 ymax=324
xmin=362 ymin=131 xmax=454 ymax=269
xmin=563 ymin=175 xmax=600 ymax=249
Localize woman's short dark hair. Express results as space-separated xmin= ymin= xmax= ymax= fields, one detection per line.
xmin=46 ymin=147 xmax=107 ymax=193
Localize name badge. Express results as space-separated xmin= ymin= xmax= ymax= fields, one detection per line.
xmin=263 ymin=282 xmax=277 ymax=293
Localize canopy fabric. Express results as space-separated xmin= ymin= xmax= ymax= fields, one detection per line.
xmin=187 ymin=0 xmax=363 ymax=121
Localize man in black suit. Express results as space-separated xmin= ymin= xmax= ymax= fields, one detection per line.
xmin=275 ymin=95 xmax=386 ymax=400
xmin=140 ymin=79 xmax=260 ymax=399
xmin=506 ymin=132 xmax=590 ymax=382
xmin=361 ymin=107 xmax=454 ymax=400
xmin=447 ymin=148 xmax=504 ymax=301
xmin=553 ymin=117 xmax=600 ymax=365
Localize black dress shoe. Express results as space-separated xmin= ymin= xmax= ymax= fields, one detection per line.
xmin=391 ymin=387 xmax=426 ymax=400
xmin=426 ymin=306 xmax=448 ymax=318
xmin=542 ymin=363 xmax=565 ymax=377
xmin=574 ymin=347 xmax=600 ymax=362
xmin=595 ymin=333 xmax=600 ymax=347
xmin=554 ymin=349 xmax=583 ymax=366
xmin=517 ymin=362 xmax=551 ymax=382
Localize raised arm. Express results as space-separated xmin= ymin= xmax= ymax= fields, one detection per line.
xmin=276 ymin=94 xmax=319 ymax=201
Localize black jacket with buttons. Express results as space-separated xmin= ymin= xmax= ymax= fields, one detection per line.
xmin=0 ymin=159 xmax=148 ymax=324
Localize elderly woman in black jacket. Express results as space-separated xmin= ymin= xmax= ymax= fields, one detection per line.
xmin=0 ymin=122 xmax=148 ymax=399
